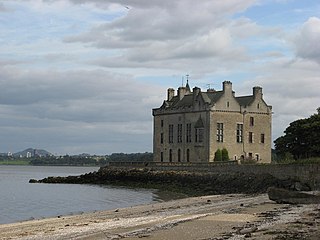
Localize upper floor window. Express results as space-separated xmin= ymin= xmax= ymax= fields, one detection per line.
xmin=217 ymin=123 xmax=224 ymax=142
xmin=260 ymin=133 xmax=265 ymax=144
xmin=250 ymin=117 xmax=254 ymax=126
xmin=169 ymin=124 xmax=174 ymax=143
xmin=186 ymin=123 xmax=192 ymax=143
xmin=195 ymin=128 xmax=204 ymax=143
xmin=160 ymin=152 xmax=163 ymax=162
xmin=178 ymin=149 xmax=181 ymax=162
xmin=177 ymin=124 xmax=183 ymax=143
xmin=160 ymin=133 xmax=164 ymax=144
xmin=236 ymin=124 xmax=243 ymax=143
xmin=161 ymin=120 xmax=164 ymax=128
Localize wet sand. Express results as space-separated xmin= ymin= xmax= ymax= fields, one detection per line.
xmin=0 ymin=194 xmax=319 ymax=240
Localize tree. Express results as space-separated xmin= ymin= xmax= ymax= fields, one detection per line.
xmin=221 ymin=148 xmax=230 ymax=161
xmin=214 ymin=149 xmax=222 ymax=161
xmin=274 ymin=108 xmax=320 ymax=160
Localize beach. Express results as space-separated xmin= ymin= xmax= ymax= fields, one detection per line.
xmin=1 ymin=193 xmax=319 ymax=240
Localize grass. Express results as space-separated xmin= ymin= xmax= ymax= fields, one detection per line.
xmin=0 ymin=159 xmax=31 ymax=165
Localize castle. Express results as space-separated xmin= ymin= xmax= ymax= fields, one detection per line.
xmin=152 ymin=81 xmax=272 ymax=163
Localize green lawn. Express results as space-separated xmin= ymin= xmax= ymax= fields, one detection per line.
xmin=0 ymin=159 xmax=31 ymax=165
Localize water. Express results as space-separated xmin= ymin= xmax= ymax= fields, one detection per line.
xmin=0 ymin=165 xmax=160 ymax=224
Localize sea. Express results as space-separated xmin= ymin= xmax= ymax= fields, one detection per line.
xmin=0 ymin=165 xmax=163 ymax=225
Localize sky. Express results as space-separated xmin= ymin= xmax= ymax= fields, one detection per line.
xmin=0 ymin=0 xmax=319 ymax=155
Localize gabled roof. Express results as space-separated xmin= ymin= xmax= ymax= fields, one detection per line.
xmin=236 ymin=96 xmax=254 ymax=107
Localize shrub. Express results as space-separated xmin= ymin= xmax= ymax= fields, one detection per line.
xmin=222 ymin=148 xmax=229 ymax=161
xmin=214 ymin=149 xmax=222 ymax=161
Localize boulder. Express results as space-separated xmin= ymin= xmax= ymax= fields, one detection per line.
xmin=268 ymin=187 xmax=320 ymax=204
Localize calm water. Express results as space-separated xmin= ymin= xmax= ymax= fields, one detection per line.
xmin=0 ymin=165 xmax=160 ymax=224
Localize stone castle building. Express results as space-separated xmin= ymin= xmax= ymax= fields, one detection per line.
xmin=152 ymin=81 xmax=272 ymax=163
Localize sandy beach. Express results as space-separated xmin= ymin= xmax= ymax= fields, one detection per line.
xmin=1 ymin=193 xmax=319 ymax=240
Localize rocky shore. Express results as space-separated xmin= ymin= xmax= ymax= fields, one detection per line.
xmin=30 ymin=166 xmax=311 ymax=196
xmin=1 ymin=193 xmax=319 ymax=240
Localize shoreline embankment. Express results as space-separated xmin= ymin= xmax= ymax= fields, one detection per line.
xmin=30 ymin=163 xmax=319 ymax=195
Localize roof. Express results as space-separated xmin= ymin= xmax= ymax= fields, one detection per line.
xmin=159 ymin=88 xmax=255 ymax=110
xmin=236 ymin=96 xmax=254 ymax=106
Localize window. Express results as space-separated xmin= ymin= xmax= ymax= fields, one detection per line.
xmin=169 ymin=149 xmax=172 ymax=162
xmin=178 ymin=149 xmax=181 ymax=162
xmin=249 ymin=132 xmax=253 ymax=143
xmin=195 ymin=128 xmax=204 ymax=143
xmin=261 ymin=133 xmax=265 ymax=144
xmin=160 ymin=152 xmax=163 ymax=162
xmin=236 ymin=124 xmax=243 ymax=143
xmin=227 ymin=101 xmax=230 ymax=108
xmin=186 ymin=123 xmax=192 ymax=143
xmin=187 ymin=149 xmax=190 ymax=162
xmin=217 ymin=123 xmax=223 ymax=142
xmin=250 ymin=117 xmax=254 ymax=126
xmin=169 ymin=124 xmax=174 ymax=143
xmin=161 ymin=120 xmax=164 ymax=128
xmin=160 ymin=133 xmax=163 ymax=144
xmin=177 ymin=124 xmax=182 ymax=143
xmin=255 ymin=154 xmax=259 ymax=161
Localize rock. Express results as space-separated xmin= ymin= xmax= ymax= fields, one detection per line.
xmin=29 ymin=179 xmax=38 ymax=183
xmin=268 ymin=187 xmax=320 ymax=204
xmin=239 ymin=226 xmax=258 ymax=234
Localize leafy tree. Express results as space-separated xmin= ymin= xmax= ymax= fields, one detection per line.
xmin=274 ymin=108 xmax=320 ymax=160
xmin=214 ymin=149 xmax=222 ymax=161
xmin=221 ymin=148 xmax=229 ymax=161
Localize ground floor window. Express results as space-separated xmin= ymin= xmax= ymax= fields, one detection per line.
xmin=187 ymin=149 xmax=190 ymax=162
xmin=169 ymin=149 xmax=172 ymax=162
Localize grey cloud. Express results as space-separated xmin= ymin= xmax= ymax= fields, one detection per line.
xmin=64 ymin=0 xmax=255 ymax=59
xmin=0 ymin=67 xmax=163 ymax=123
xmin=0 ymin=67 xmax=162 ymax=154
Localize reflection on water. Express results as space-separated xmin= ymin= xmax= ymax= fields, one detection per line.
xmin=0 ymin=165 xmax=163 ymax=224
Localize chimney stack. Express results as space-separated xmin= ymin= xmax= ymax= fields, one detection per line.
xmin=167 ymin=88 xmax=175 ymax=101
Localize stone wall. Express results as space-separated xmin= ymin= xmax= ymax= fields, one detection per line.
xmin=108 ymin=162 xmax=320 ymax=190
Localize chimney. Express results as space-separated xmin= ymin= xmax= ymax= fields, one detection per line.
xmin=222 ymin=81 xmax=232 ymax=94
xmin=167 ymin=88 xmax=175 ymax=101
xmin=253 ymin=86 xmax=262 ymax=99
xmin=193 ymin=87 xmax=200 ymax=101
xmin=178 ymin=87 xmax=187 ymax=100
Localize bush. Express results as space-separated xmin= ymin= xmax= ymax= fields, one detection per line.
xmin=222 ymin=148 xmax=229 ymax=161
xmin=214 ymin=149 xmax=222 ymax=161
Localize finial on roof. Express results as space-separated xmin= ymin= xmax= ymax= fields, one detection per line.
xmin=185 ymin=74 xmax=191 ymax=91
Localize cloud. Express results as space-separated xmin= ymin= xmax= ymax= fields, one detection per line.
xmin=295 ymin=17 xmax=320 ymax=64
xmin=64 ymin=0 xmax=255 ymax=69
xmin=0 ymin=66 xmax=166 ymax=154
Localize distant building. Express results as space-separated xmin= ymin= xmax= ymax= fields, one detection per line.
xmin=152 ymin=81 xmax=272 ymax=163
xmin=26 ymin=152 xmax=32 ymax=158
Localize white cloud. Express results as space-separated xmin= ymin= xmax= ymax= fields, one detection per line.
xmin=295 ymin=17 xmax=320 ymax=64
